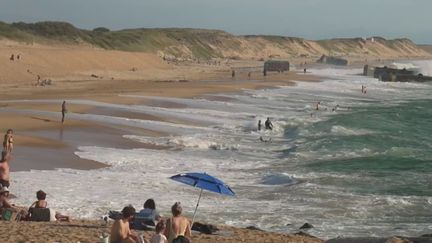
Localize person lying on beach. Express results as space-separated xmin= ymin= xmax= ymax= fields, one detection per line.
xmin=3 ymin=129 xmax=13 ymax=153
xmin=110 ymin=205 xmax=141 ymax=243
xmin=27 ymin=190 xmax=71 ymax=222
xmin=164 ymin=202 xmax=191 ymax=243
xmin=151 ymin=220 xmax=168 ymax=243
xmin=0 ymin=151 xmax=11 ymax=188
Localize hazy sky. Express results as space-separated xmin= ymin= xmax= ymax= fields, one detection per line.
xmin=1 ymin=0 xmax=431 ymax=43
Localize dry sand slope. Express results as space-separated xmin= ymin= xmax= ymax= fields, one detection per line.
xmin=0 ymin=40 xmax=170 ymax=84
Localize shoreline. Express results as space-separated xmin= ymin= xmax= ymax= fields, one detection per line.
xmin=2 ymin=57 xmax=431 ymax=242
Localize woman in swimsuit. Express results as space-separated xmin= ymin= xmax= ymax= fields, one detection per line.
xmin=164 ymin=202 xmax=191 ymax=243
xmin=3 ymin=129 xmax=13 ymax=153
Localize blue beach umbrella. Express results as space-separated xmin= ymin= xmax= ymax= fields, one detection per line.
xmin=170 ymin=172 xmax=235 ymax=225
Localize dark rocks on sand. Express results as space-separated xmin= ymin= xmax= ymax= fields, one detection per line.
xmin=299 ymin=223 xmax=314 ymax=230
xmin=294 ymin=231 xmax=319 ymax=238
xmin=191 ymin=222 xmax=219 ymax=234
xmin=246 ymin=226 xmax=263 ymax=231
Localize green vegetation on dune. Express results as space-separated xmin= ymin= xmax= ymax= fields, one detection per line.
xmin=0 ymin=21 xmax=429 ymax=60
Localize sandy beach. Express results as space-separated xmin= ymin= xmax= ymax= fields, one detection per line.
xmin=0 ymin=41 xmax=328 ymax=242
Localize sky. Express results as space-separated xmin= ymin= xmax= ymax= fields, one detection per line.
xmin=1 ymin=0 xmax=431 ymax=44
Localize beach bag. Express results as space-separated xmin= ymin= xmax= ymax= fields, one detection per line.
xmin=1 ymin=208 xmax=13 ymax=221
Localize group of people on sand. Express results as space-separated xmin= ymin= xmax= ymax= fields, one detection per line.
xmin=9 ymin=53 xmax=21 ymax=61
xmin=111 ymin=200 xmax=192 ymax=243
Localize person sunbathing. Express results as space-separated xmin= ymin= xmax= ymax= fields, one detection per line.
xmin=110 ymin=205 xmax=141 ymax=243
xmin=164 ymin=202 xmax=191 ymax=243
xmin=28 ymin=190 xmax=71 ymax=222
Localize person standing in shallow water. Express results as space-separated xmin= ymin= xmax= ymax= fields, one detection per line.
xmin=265 ymin=117 xmax=273 ymax=130
xmin=61 ymin=101 xmax=67 ymax=123
xmin=258 ymin=120 xmax=262 ymax=131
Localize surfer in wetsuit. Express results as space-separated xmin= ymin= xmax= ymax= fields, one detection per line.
xmin=265 ymin=117 xmax=273 ymax=130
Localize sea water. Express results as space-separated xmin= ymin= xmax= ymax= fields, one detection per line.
xmin=9 ymin=61 xmax=432 ymax=239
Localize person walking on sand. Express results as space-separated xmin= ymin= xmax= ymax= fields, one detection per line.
xmin=164 ymin=202 xmax=191 ymax=243
xmin=61 ymin=101 xmax=67 ymax=123
xmin=110 ymin=205 xmax=141 ymax=243
xmin=0 ymin=151 xmax=11 ymax=188
xmin=3 ymin=129 xmax=13 ymax=153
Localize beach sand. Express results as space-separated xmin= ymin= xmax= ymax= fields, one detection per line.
xmin=0 ymin=220 xmax=323 ymax=243
xmin=0 ymin=41 xmax=326 ymax=242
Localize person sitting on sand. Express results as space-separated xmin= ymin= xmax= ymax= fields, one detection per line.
xmin=3 ymin=129 xmax=14 ymax=153
xmin=164 ymin=202 xmax=191 ymax=243
xmin=138 ymin=198 xmax=162 ymax=225
xmin=28 ymin=190 xmax=71 ymax=222
xmin=110 ymin=205 xmax=140 ymax=243
xmin=0 ymin=186 xmax=18 ymax=216
xmin=151 ymin=220 xmax=168 ymax=243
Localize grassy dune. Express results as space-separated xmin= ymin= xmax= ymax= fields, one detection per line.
xmin=1 ymin=21 xmax=430 ymax=60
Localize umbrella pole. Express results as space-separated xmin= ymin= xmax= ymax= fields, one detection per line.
xmin=191 ymin=188 xmax=203 ymax=226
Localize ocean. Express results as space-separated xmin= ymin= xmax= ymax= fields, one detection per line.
xmin=11 ymin=60 xmax=432 ymax=239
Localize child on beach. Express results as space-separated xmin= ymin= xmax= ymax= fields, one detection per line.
xmin=28 ymin=190 xmax=71 ymax=222
xmin=3 ymin=129 xmax=13 ymax=153
xmin=151 ymin=220 xmax=168 ymax=243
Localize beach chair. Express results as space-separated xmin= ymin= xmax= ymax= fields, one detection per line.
xmin=29 ymin=208 xmax=55 ymax=222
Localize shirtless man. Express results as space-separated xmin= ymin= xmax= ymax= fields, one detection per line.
xmin=110 ymin=205 xmax=140 ymax=243
xmin=0 ymin=151 xmax=11 ymax=188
